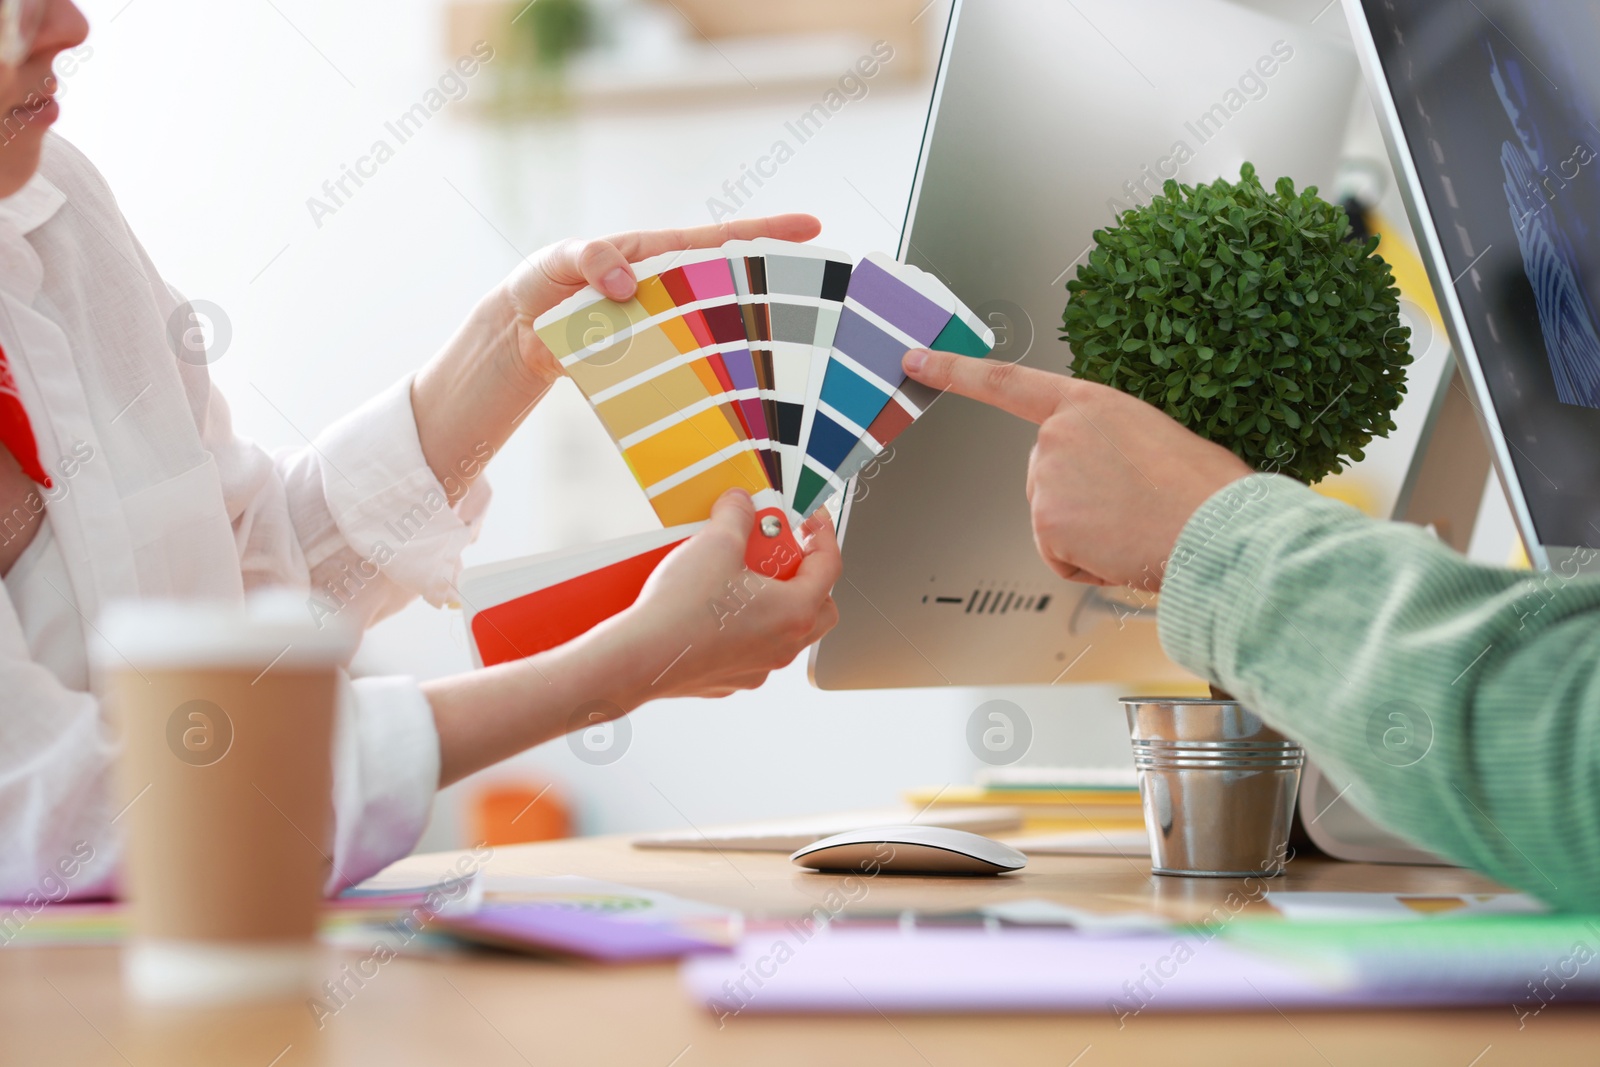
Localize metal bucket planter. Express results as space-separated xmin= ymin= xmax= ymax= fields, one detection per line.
xmin=1123 ymin=698 xmax=1304 ymax=878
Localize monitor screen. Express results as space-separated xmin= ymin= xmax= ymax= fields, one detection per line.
xmin=1359 ymin=0 xmax=1600 ymax=549
xmin=810 ymin=0 xmax=1358 ymax=688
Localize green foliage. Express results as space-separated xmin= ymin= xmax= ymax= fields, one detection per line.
xmin=1062 ymin=163 xmax=1410 ymax=484
xmin=522 ymin=0 xmax=592 ymax=68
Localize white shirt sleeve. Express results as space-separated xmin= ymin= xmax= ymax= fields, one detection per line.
xmin=194 ymin=372 xmax=486 ymax=889
xmin=331 ymin=675 xmax=443 ymax=892
xmin=282 ymin=375 xmax=493 ymax=621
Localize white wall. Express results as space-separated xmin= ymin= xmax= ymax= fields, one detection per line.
xmin=55 ymin=0 xmax=1497 ymax=851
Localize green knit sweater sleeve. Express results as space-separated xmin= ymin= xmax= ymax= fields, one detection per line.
xmin=1157 ymin=473 xmax=1600 ymax=911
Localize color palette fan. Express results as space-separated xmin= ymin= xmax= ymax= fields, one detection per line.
xmin=534 ymin=239 xmax=995 ymax=526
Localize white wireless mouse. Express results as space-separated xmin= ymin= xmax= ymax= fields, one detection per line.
xmin=790 ymin=825 xmax=1027 ymax=876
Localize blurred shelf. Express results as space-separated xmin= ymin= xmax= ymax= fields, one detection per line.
xmin=446 ymin=0 xmax=931 ymax=113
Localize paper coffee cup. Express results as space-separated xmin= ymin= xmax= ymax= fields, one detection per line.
xmin=97 ymin=593 xmax=357 ymax=1005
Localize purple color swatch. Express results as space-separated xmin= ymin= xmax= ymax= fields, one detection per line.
xmin=831 ymin=308 xmax=920 ymax=385
xmin=846 ymin=257 xmax=951 ymax=343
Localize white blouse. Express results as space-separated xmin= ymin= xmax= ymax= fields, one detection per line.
xmin=4 ymin=522 xmax=87 ymax=690
xmin=0 ymin=134 xmax=490 ymax=900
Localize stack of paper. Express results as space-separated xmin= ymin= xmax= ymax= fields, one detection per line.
xmin=905 ymin=783 xmax=1146 ymax=834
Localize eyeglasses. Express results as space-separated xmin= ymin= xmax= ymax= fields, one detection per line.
xmin=0 ymin=0 xmax=45 ymax=68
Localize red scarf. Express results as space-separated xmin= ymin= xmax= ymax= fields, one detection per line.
xmin=0 ymin=344 xmax=50 ymax=487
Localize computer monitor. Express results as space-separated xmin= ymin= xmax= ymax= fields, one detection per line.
xmin=810 ymin=0 xmax=1360 ymax=689
xmin=1345 ymin=0 xmax=1600 ymax=573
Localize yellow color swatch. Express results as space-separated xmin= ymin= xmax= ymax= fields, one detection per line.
xmin=634 ymin=275 xmax=677 ymax=317
xmin=623 ymin=408 xmax=745 ymax=485
xmin=657 ymin=316 xmax=702 ymax=355
xmin=534 ymin=295 xmax=653 ymax=361
xmin=594 ymin=364 xmax=715 ymax=440
xmin=565 ymin=326 xmax=682 ymax=396
xmin=649 ymin=453 xmax=771 ymax=526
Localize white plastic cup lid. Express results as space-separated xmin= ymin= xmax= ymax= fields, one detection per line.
xmin=94 ymin=590 xmax=358 ymax=670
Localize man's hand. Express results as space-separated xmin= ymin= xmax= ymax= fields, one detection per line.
xmin=902 ymin=348 xmax=1252 ymax=590
xmin=506 ymin=214 xmax=823 ymax=385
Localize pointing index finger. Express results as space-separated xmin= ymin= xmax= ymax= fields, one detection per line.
xmin=603 ymin=214 xmax=823 ymax=263
xmin=902 ymin=349 xmax=1068 ymax=425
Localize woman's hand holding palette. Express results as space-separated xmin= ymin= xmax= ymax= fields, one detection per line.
xmin=534 ymin=240 xmax=995 ymax=526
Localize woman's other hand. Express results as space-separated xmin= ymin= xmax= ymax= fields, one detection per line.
xmin=604 ymin=490 xmax=841 ymax=704
xmin=413 ymin=214 xmax=821 ymax=506
xmin=424 ymin=490 xmax=841 ymax=787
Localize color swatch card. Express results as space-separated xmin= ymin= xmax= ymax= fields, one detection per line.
xmin=534 ymin=241 xmax=995 ymax=525
xmin=459 ymin=505 xmax=803 ymax=669
xmin=796 ymin=252 xmax=992 ymax=515
xmin=724 ymin=239 xmax=853 ymax=498
xmin=534 ymin=248 xmax=774 ymax=526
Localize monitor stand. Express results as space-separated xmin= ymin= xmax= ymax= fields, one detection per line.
xmin=1296 ymin=354 xmax=1492 ymax=865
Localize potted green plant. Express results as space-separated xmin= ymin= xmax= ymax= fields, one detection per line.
xmin=1063 ymin=162 xmax=1410 ymax=486
xmin=1061 ymin=165 xmax=1411 ymax=873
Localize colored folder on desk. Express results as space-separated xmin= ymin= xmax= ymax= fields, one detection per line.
xmin=682 ymin=915 xmax=1600 ymax=1015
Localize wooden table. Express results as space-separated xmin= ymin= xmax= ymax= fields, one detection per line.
xmin=3 ymin=832 xmax=1593 ymax=1066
